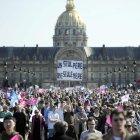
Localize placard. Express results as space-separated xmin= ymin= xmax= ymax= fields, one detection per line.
xmin=57 ymin=60 xmax=83 ymax=81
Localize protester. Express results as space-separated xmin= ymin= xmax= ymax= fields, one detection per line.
xmin=128 ymin=133 xmax=140 ymax=140
xmin=0 ymin=80 xmax=140 ymax=140
xmin=56 ymin=101 xmax=65 ymax=121
xmin=75 ymin=106 xmax=88 ymax=138
xmin=0 ymin=116 xmax=23 ymax=140
xmin=31 ymin=109 xmax=45 ymax=140
xmin=48 ymin=105 xmax=60 ymax=138
xmin=80 ymin=117 xmax=102 ymax=140
xmin=125 ymin=119 xmax=136 ymax=135
xmin=13 ymin=106 xmax=26 ymax=139
xmin=103 ymin=109 xmax=129 ymax=140
xmin=64 ymin=105 xmax=78 ymax=140
xmin=84 ymin=133 xmax=103 ymax=140
xmin=48 ymin=120 xmax=73 ymax=140
xmin=0 ymin=105 xmax=12 ymax=118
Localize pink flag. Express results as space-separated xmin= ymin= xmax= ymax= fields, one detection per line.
xmin=25 ymin=98 xmax=38 ymax=105
xmin=11 ymin=135 xmax=19 ymax=140
xmin=106 ymin=116 xmax=112 ymax=126
xmin=37 ymin=88 xmax=44 ymax=94
xmin=19 ymin=100 xmax=26 ymax=108
xmin=20 ymin=98 xmax=38 ymax=107
xmin=115 ymin=106 xmax=123 ymax=111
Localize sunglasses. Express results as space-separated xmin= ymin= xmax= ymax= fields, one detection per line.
xmin=125 ymin=125 xmax=132 ymax=128
xmin=130 ymin=116 xmax=135 ymax=118
xmin=113 ymin=118 xmax=124 ymax=122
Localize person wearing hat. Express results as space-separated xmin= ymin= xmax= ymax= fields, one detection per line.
xmin=0 ymin=115 xmax=23 ymax=140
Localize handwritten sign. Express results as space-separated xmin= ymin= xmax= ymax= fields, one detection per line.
xmin=57 ymin=60 xmax=83 ymax=81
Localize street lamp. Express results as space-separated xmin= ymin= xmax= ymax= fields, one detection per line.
xmin=109 ymin=71 xmax=112 ymax=85
xmin=118 ymin=68 xmax=121 ymax=85
xmin=5 ymin=70 xmax=8 ymax=80
xmin=31 ymin=72 xmax=36 ymax=84
xmin=27 ymin=69 xmax=30 ymax=84
xmin=13 ymin=65 xmax=17 ymax=71
xmin=113 ymin=69 xmax=116 ymax=87
xmin=19 ymin=67 xmax=22 ymax=82
xmin=124 ymin=66 xmax=127 ymax=86
xmin=3 ymin=61 xmax=7 ymax=79
xmin=133 ymin=60 xmax=136 ymax=81
xmin=4 ymin=61 xmax=7 ymax=68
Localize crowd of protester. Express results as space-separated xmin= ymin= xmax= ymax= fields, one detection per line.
xmin=0 ymin=82 xmax=140 ymax=140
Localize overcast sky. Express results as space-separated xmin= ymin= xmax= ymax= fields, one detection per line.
xmin=0 ymin=0 xmax=140 ymax=47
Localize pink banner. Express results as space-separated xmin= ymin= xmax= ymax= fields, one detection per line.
xmin=25 ymin=98 xmax=38 ymax=105
xmin=11 ymin=135 xmax=19 ymax=140
xmin=106 ymin=116 xmax=112 ymax=126
xmin=20 ymin=98 xmax=38 ymax=107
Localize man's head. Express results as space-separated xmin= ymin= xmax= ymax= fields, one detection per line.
xmin=34 ymin=110 xmax=39 ymax=116
xmin=60 ymin=101 xmax=65 ymax=108
xmin=110 ymin=109 xmax=126 ymax=131
xmin=3 ymin=105 xmax=8 ymax=112
xmin=52 ymin=105 xmax=57 ymax=112
xmin=45 ymin=102 xmax=49 ymax=108
xmin=87 ymin=117 xmax=96 ymax=131
xmin=16 ymin=106 xmax=21 ymax=112
xmin=94 ymin=107 xmax=99 ymax=113
xmin=79 ymin=106 xmax=84 ymax=113
xmin=3 ymin=116 xmax=16 ymax=133
xmin=127 ymin=110 xmax=135 ymax=123
xmin=125 ymin=119 xmax=133 ymax=133
xmin=54 ymin=120 xmax=68 ymax=134
xmin=67 ymin=105 xmax=72 ymax=112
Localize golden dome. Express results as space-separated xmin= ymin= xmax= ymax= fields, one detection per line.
xmin=56 ymin=0 xmax=85 ymax=28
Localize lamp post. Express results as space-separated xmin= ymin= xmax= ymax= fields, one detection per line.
xmin=118 ymin=67 xmax=121 ymax=85
xmin=110 ymin=71 xmax=112 ymax=86
xmin=3 ymin=61 xmax=7 ymax=79
xmin=5 ymin=70 xmax=8 ymax=80
xmin=133 ymin=60 xmax=136 ymax=81
xmin=19 ymin=67 xmax=22 ymax=82
xmin=13 ymin=65 xmax=17 ymax=85
xmin=124 ymin=66 xmax=127 ymax=86
xmin=27 ymin=69 xmax=30 ymax=84
xmin=32 ymin=72 xmax=36 ymax=85
xmin=107 ymin=72 xmax=109 ymax=85
xmin=113 ymin=69 xmax=116 ymax=87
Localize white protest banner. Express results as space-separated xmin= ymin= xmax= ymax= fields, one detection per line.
xmin=57 ymin=60 xmax=83 ymax=81
xmin=121 ymin=94 xmax=129 ymax=103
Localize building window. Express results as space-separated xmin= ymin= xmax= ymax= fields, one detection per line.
xmin=73 ymin=42 xmax=76 ymax=46
xmin=58 ymin=29 xmax=61 ymax=35
xmin=57 ymin=42 xmax=60 ymax=46
xmin=65 ymin=42 xmax=68 ymax=45
xmin=73 ymin=29 xmax=76 ymax=35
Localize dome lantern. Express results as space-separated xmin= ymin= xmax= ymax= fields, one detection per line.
xmin=66 ymin=0 xmax=75 ymax=11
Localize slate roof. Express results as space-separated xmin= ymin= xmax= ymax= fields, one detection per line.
xmin=0 ymin=46 xmax=140 ymax=61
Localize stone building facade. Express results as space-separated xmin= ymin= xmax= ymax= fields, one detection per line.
xmin=0 ymin=0 xmax=140 ymax=88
